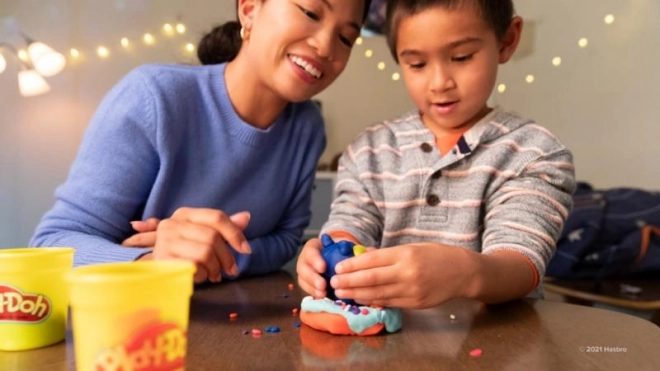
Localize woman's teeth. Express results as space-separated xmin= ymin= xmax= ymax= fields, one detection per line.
xmin=289 ymin=56 xmax=322 ymax=79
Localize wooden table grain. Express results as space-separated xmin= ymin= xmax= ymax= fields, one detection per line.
xmin=2 ymin=270 xmax=660 ymax=370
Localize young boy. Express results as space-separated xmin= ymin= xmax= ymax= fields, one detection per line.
xmin=297 ymin=0 xmax=576 ymax=308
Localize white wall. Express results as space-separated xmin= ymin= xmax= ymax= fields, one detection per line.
xmin=495 ymin=0 xmax=660 ymax=188
xmin=0 ymin=0 xmax=237 ymax=247
xmin=0 ymin=0 xmax=658 ymax=247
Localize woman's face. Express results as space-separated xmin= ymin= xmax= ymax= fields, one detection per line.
xmin=241 ymin=0 xmax=365 ymax=102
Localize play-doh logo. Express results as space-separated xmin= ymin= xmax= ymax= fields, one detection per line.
xmin=0 ymin=284 xmax=52 ymax=323
xmin=94 ymin=322 xmax=187 ymax=371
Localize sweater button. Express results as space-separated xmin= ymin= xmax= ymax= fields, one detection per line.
xmin=420 ymin=142 xmax=433 ymax=153
xmin=426 ymin=194 xmax=441 ymax=206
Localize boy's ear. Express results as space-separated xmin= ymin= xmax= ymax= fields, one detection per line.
xmin=237 ymin=0 xmax=261 ymax=34
xmin=499 ymin=16 xmax=523 ymax=64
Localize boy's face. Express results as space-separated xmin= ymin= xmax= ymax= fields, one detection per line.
xmin=395 ymin=5 xmax=516 ymax=134
xmin=241 ymin=0 xmax=365 ymax=102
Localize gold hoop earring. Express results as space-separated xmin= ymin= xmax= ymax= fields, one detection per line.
xmin=240 ymin=27 xmax=245 ymax=40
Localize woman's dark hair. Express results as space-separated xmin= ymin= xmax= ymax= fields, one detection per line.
xmin=198 ymin=0 xmax=373 ymax=65
xmin=385 ymin=0 xmax=515 ymax=62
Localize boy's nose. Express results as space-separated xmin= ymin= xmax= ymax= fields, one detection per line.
xmin=430 ymin=66 xmax=456 ymax=92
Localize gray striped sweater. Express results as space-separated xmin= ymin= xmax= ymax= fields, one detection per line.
xmin=321 ymin=107 xmax=576 ymax=296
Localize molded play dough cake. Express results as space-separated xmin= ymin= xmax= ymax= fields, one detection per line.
xmin=300 ymin=296 xmax=402 ymax=335
xmin=300 ymin=235 xmax=402 ymax=336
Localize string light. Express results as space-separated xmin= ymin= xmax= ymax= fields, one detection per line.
xmin=143 ymin=33 xmax=155 ymax=45
xmin=604 ymin=14 xmax=615 ymax=25
xmin=17 ymin=49 xmax=28 ymax=62
xmin=96 ymin=46 xmax=109 ymax=58
xmin=48 ymin=10 xmax=617 ymax=87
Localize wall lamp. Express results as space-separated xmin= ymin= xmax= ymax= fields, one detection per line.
xmin=0 ymin=35 xmax=66 ymax=97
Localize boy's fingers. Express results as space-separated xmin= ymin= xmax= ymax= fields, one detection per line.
xmin=310 ymin=253 xmax=326 ymax=273
xmin=335 ymin=250 xmax=395 ymax=274
xmin=331 ymin=266 xmax=398 ymax=289
xmin=297 ymin=263 xmax=326 ymax=291
xmin=334 ymin=283 xmax=403 ymax=306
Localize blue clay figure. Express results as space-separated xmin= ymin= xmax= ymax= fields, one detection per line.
xmin=320 ymin=234 xmax=362 ymax=305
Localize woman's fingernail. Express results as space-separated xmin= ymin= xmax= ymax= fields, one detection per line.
xmin=230 ymin=265 xmax=239 ymax=276
xmin=334 ymin=264 xmax=343 ymax=274
xmin=241 ymin=242 xmax=252 ymax=254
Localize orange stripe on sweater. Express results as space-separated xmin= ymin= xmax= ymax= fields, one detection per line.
xmin=491 ymin=250 xmax=539 ymax=294
xmin=326 ymin=231 xmax=361 ymax=244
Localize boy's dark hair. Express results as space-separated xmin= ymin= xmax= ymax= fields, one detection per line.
xmin=385 ymin=0 xmax=515 ymax=62
xmin=198 ymin=0 xmax=374 ymax=65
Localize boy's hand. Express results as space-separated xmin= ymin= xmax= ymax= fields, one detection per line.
xmin=296 ymin=238 xmax=327 ymax=298
xmin=329 ymin=243 xmax=477 ymax=309
xmin=123 ymin=208 xmax=252 ymax=284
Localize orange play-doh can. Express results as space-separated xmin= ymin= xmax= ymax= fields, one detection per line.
xmin=0 ymin=247 xmax=74 ymax=351
xmin=66 ymin=261 xmax=195 ymax=371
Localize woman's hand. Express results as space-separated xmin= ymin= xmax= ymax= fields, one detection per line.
xmin=296 ymin=238 xmax=328 ymax=298
xmin=123 ymin=208 xmax=251 ymax=284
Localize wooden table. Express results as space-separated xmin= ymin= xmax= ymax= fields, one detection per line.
xmin=3 ymin=271 xmax=660 ymax=370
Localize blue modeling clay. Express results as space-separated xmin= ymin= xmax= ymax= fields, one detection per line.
xmin=320 ymin=234 xmax=357 ymax=305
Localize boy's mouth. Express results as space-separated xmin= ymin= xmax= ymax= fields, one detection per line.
xmin=432 ymin=101 xmax=458 ymax=114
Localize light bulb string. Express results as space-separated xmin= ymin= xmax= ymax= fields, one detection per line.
xmin=0 ymin=42 xmax=33 ymax=70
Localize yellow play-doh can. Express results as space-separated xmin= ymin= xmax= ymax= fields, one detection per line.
xmin=66 ymin=261 xmax=195 ymax=371
xmin=0 ymin=247 xmax=74 ymax=351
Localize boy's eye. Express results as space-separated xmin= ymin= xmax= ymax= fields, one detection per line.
xmin=408 ymin=62 xmax=426 ymax=69
xmin=452 ymin=54 xmax=474 ymax=62
xmin=298 ymin=6 xmax=320 ymax=21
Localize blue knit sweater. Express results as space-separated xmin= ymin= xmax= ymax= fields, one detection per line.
xmin=30 ymin=63 xmax=326 ymax=276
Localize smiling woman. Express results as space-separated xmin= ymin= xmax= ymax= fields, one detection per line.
xmin=30 ymin=0 xmax=373 ymax=284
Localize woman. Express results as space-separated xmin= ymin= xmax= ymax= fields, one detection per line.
xmin=30 ymin=0 xmax=372 ymax=283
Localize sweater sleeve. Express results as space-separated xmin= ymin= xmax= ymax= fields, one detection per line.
xmin=232 ymin=107 xmax=327 ymax=277
xmin=320 ymin=140 xmax=384 ymax=248
xmin=29 ymin=67 xmax=159 ymax=266
xmin=482 ymin=148 xmax=576 ymax=281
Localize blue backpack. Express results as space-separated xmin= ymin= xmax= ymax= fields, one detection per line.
xmin=546 ymin=183 xmax=660 ymax=279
